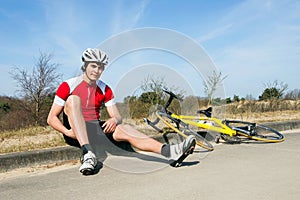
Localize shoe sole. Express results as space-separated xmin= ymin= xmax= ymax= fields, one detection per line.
xmin=169 ymin=139 xmax=196 ymax=167
xmin=80 ymin=168 xmax=94 ymax=175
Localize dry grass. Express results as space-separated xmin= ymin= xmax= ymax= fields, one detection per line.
xmin=225 ymin=110 xmax=300 ymax=123
xmin=0 ymin=126 xmax=66 ymax=154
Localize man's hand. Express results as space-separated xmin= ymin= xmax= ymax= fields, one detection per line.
xmin=64 ymin=129 xmax=76 ymax=139
xmin=102 ymin=118 xmax=118 ymax=133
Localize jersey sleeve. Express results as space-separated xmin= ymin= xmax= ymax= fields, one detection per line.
xmin=53 ymin=82 xmax=70 ymax=106
xmin=104 ymin=85 xmax=116 ymax=106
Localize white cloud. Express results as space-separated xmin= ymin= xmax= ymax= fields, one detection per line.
xmin=197 ymin=24 xmax=233 ymax=42
xmin=110 ymin=0 xmax=150 ymax=34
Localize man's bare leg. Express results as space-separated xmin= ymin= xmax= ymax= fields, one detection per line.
xmin=112 ymin=124 xmax=163 ymax=154
xmin=64 ymin=95 xmax=89 ymax=146
xmin=112 ymin=124 xmax=196 ymax=167
xmin=64 ymin=95 xmax=97 ymax=175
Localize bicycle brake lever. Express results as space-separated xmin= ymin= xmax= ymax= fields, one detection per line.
xmin=144 ymin=118 xmax=163 ymax=133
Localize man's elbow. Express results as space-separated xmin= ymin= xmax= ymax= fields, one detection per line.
xmin=46 ymin=115 xmax=52 ymax=126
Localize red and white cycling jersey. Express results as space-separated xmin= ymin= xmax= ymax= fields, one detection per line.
xmin=54 ymin=75 xmax=115 ymax=121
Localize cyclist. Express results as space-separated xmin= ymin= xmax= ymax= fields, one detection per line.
xmin=47 ymin=48 xmax=196 ymax=175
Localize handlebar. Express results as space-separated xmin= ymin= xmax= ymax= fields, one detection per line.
xmin=144 ymin=89 xmax=182 ymax=131
xmin=162 ymin=89 xmax=183 ymax=101
xmin=163 ymin=89 xmax=212 ymax=118
xmin=162 ymin=89 xmax=183 ymax=111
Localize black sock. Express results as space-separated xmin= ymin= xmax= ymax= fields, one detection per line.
xmin=81 ymin=144 xmax=93 ymax=155
xmin=161 ymin=144 xmax=170 ymax=157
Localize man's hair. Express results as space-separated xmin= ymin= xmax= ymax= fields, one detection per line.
xmin=81 ymin=62 xmax=89 ymax=72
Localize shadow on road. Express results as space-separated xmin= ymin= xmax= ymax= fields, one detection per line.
xmin=86 ymin=121 xmax=201 ymax=174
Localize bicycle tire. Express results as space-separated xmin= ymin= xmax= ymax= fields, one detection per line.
xmin=156 ymin=111 xmax=214 ymax=151
xmin=224 ymin=120 xmax=285 ymax=143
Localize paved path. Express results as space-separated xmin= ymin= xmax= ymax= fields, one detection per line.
xmin=1 ymin=130 xmax=299 ymax=200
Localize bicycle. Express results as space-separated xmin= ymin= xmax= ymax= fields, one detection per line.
xmin=144 ymin=90 xmax=285 ymax=151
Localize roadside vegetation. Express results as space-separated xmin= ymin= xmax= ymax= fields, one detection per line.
xmin=0 ymin=126 xmax=65 ymax=154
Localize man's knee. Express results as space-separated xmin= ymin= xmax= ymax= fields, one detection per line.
xmin=64 ymin=95 xmax=81 ymax=114
xmin=112 ymin=124 xmax=129 ymax=141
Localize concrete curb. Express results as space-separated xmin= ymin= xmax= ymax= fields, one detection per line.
xmin=264 ymin=120 xmax=300 ymax=132
xmin=1 ymin=120 xmax=300 ymax=172
xmin=0 ymin=146 xmax=81 ymax=172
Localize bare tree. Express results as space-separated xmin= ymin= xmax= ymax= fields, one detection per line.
xmin=141 ymin=75 xmax=184 ymax=103
xmin=10 ymin=52 xmax=61 ymax=125
xmin=141 ymin=75 xmax=167 ymax=98
xmin=285 ymin=89 xmax=300 ymax=100
xmin=203 ymin=70 xmax=227 ymax=106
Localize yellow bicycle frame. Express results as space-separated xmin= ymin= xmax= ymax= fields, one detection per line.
xmin=155 ymin=111 xmax=214 ymax=150
xmin=170 ymin=113 xmax=237 ymax=137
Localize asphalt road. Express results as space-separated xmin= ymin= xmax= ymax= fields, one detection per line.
xmin=0 ymin=130 xmax=299 ymax=200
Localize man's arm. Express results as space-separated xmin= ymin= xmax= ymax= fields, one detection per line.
xmin=47 ymin=103 xmax=74 ymax=138
xmin=102 ymin=104 xmax=122 ymax=133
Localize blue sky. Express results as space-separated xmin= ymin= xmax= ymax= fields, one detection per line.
xmin=0 ymin=0 xmax=299 ymax=101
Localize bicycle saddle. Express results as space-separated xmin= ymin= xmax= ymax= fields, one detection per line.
xmin=197 ymin=107 xmax=212 ymax=118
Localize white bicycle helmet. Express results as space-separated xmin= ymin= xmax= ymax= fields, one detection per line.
xmin=81 ymin=48 xmax=108 ymax=65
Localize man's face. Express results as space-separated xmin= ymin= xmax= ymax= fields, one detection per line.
xmin=85 ymin=62 xmax=104 ymax=81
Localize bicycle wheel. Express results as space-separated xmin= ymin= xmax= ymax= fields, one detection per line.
xmin=224 ymin=120 xmax=285 ymax=143
xmin=156 ymin=111 xmax=214 ymax=151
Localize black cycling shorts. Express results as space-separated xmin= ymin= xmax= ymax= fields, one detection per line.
xmin=62 ymin=112 xmax=107 ymax=148
xmin=62 ymin=113 xmax=134 ymax=152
